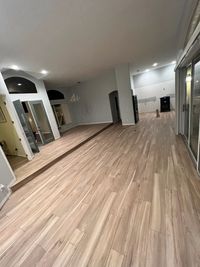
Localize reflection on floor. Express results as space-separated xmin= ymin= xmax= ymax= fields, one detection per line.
xmin=11 ymin=123 xmax=111 ymax=191
xmin=1 ymin=112 xmax=200 ymax=266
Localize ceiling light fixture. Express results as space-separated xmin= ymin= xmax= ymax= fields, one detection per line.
xmin=10 ymin=65 xmax=19 ymax=70
xmin=171 ymin=61 xmax=176 ymax=64
xmin=17 ymin=83 xmax=22 ymax=86
xmin=145 ymin=69 xmax=150 ymax=72
xmin=152 ymin=63 xmax=158 ymax=67
xmin=40 ymin=70 xmax=48 ymax=75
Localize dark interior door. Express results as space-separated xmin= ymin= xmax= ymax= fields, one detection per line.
xmin=109 ymin=91 xmax=121 ymax=123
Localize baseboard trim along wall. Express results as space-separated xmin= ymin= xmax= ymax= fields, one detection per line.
xmin=78 ymin=121 xmax=113 ymax=125
xmin=122 ymin=122 xmax=135 ymax=126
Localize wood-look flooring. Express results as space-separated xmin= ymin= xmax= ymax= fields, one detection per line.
xmin=0 ymin=112 xmax=200 ymax=266
xmin=11 ymin=123 xmax=110 ymax=186
xmin=7 ymin=156 xmax=29 ymax=171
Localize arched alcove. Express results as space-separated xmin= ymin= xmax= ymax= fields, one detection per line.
xmin=47 ymin=90 xmax=65 ymax=100
xmin=4 ymin=77 xmax=37 ymax=94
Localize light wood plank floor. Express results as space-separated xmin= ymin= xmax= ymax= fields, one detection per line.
xmin=7 ymin=156 xmax=29 ymax=171
xmin=0 ymin=112 xmax=200 ymax=266
xmin=11 ymin=123 xmax=109 ymax=184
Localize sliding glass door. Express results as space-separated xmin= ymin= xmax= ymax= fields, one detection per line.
xmin=184 ymin=67 xmax=192 ymax=140
xmin=190 ymin=60 xmax=200 ymax=160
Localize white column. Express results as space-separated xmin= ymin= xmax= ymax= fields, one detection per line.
xmin=115 ymin=64 xmax=135 ymax=125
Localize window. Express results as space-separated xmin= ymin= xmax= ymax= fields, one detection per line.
xmin=4 ymin=77 xmax=37 ymax=94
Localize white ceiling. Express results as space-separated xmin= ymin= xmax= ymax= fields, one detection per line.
xmin=0 ymin=0 xmax=197 ymax=88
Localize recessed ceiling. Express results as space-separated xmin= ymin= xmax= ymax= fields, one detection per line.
xmin=0 ymin=0 xmax=197 ymax=88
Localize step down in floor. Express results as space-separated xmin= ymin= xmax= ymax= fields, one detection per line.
xmin=11 ymin=124 xmax=112 ymax=192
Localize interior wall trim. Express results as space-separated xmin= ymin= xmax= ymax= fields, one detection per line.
xmin=78 ymin=121 xmax=113 ymax=125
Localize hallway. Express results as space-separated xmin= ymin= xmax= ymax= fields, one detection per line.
xmin=0 ymin=112 xmax=200 ymax=266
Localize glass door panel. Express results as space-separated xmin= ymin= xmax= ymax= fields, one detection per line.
xmin=190 ymin=61 xmax=200 ymax=160
xmin=184 ymin=67 xmax=192 ymax=140
xmin=13 ymin=100 xmax=39 ymax=153
xmin=28 ymin=101 xmax=54 ymax=144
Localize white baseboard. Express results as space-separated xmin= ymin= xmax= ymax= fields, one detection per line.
xmin=122 ymin=122 xmax=135 ymax=126
xmin=78 ymin=121 xmax=112 ymax=125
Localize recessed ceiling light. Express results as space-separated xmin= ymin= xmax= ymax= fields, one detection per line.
xmin=152 ymin=63 xmax=158 ymax=67
xmin=145 ymin=69 xmax=150 ymax=72
xmin=40 ymin=70 xmax=48 ymax=75
xmin=10 ymin=65 xmax=19 ymax=70
xmin=17 ymin=83 xmax=22 ymax=86
xmin=171 ymin=61 xmax=176 ymax=64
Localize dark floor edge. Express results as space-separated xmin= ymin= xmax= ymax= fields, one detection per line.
xmin=11 ymin=123 xmax=113 ymax=192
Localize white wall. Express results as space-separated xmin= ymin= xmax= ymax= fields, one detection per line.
xmin=133 ymin=64 xmax=175 ymax=113
xmin=0 ymin=146 xmax=15 ymax=187
xmin=0 ymin=146 xmax=15 ymax=209
xmin=60 ymin=70 xmax=117 ymax=124
xmin=2 ymin=70 xmax=60 ymax=140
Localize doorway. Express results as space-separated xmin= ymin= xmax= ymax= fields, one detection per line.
xmin=109 ymin=91 xmax=121 ymax=123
